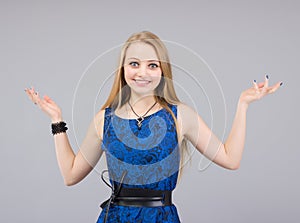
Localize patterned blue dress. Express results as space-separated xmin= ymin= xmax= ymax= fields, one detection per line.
xmin=96 ymin=104 xmax=181 ymax=223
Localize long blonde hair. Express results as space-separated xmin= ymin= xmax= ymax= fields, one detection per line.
xmin=101 ymin=31 xmax=189 ymax=179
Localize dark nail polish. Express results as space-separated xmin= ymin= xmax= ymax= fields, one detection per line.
xmin=254 ymin=79 xmax=256 ymax=83
xmin=266 ymin=74 xmax=269 ymax=79
xmin=280 ymin=82 xmax=283 ymax=86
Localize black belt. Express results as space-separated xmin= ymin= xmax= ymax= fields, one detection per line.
xmin=102 ymin=187 xmax=173 ymax=207
xmin=100 ymin=170 xmax=173 ymax=223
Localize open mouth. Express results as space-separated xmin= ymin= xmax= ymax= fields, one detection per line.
xmin=134 ymin=79 xmax=151 ymax=85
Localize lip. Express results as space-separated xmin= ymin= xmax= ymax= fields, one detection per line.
xmin=133 ymin=79 xmax=151 ymax=86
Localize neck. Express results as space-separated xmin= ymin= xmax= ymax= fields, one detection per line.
xmin=129 ymin=93 xmax=157 ymax=108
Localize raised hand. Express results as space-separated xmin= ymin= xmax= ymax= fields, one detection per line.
xmin=239 ymin=75 xmax=283 ymax=106
xmin=24 ymin=87 xmax=63 ymax=122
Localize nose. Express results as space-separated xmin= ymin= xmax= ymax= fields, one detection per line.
xmin=137 ymin=62 xmax=147 ymax=77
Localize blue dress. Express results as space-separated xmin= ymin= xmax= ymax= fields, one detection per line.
xmin=96 ymin=104 xmax=181 ymax=223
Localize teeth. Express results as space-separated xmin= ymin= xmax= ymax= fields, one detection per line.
xmin=135 ymin=79 xmax=150 ymax=83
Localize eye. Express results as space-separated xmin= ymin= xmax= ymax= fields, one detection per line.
xmin=149 ymin=63 xmax=159 ymax=69
xmin=129 ymin=61 xmax=139 ymax=67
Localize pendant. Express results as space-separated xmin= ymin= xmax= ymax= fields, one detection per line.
xmin=136 ymin=116 xmax=144 ymax=130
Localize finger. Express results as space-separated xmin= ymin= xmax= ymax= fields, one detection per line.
xmin=38 ymin=97 xmax=56 ymax=109
xmin=253 ymin=80 xmax=259 ymax=90
xmin=25 ymin=88 xmax=36 ymax=103
xmin=43 ymin=95 xmax=59 ymax=107
xmin=264 ymin=74 xmax=269 ymax=89
xmin=44 ymin=95 xmax=54 ymax=103
xmin=31 ymin=88 xmax=42 ymax=105
xmin=24 ymin=88 xmax=32 ymax=98
xmin=39 ymin=99 xmax=59 ymax=116
xmin=37 ymin=99 xmax=53 ymax=112
xmin=25 ymin=88 xmax=32 ymax=95
xmin=40 ymin=95 xmax=59 ymax=109
xmin=257 ymin=82 xmax=265 ymax=88
xmin=42 ymin=98 xmax=57 ymax=110
xmin=268 ymin=81 xmax=283 ymax=94
xmin=32 ymin=89 xmax=39 ymax=99
xmin=29 ymin=87 xmax=36 ymax=97
xmin=39 ymin=99 xmax=52 ymax=110
xmin=33 ymin=93 xmax=41 ymax=105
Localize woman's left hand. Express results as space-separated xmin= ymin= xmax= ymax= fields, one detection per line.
xmin=239 ymin=75 xmax=283 ymax=106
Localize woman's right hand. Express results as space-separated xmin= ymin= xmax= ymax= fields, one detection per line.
xmin=25 ymin=86 xmax=63 ymax=123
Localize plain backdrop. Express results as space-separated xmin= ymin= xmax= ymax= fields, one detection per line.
xmin=1 ymin=0 xmax=299 ymax=222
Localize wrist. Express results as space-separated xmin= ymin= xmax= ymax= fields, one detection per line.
xmin=51 ymin=121 xmax=68 ymax=135
xmin=51 ymin=116 xmax=63 ymax=123
xmin=237 ymin=99 xmax=249 ymax=111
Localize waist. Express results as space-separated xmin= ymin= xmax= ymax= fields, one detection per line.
xmin=101 ymin=187 xmax=173 ymax=208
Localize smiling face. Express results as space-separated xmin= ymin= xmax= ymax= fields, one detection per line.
xmin=123 ymin=42 xmax=162 ymax=98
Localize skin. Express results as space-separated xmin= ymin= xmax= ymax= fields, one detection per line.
xmin=117 ymin=42 xmax=163 ymax=117
xmin=178 ymin=78 xmax=282 ymax=170
xmin=25 ymin=43 xmax=283 ymax=185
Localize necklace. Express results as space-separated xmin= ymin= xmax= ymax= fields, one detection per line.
xmin=128 ymin=100 xmax=157 ymax=130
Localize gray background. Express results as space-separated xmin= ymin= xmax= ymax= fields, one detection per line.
xmin=1 ymin=0 xmax=299 ymax=222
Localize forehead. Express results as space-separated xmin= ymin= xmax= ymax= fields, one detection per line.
xmin=125 ymin=42 xmax=158 ymax=61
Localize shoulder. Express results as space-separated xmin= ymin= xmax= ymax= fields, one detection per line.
xmin=177 ymin=102 xmax=202 ymax=137
xmin=94 ymin=108 xmax=107 ymax=122
xmin=93 ymin=108 xmax=108 ymax=141
xmin=177 ymin=102 xmax=197 ymax=119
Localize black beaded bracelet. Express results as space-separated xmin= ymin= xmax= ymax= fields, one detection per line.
xmin=51 ymin=121 xmax=68 ymax=135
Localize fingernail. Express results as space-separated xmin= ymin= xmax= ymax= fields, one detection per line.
xmin=280 ymin=82 xmax=283 ymax=86
xmin=253 ymin=79 xmax=256 ymax=83
xmin=266 ymin=74 xmax=269 ymax=79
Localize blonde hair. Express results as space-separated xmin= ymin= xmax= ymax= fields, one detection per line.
xmin=101 ymin=31 xmax=189 ymax=180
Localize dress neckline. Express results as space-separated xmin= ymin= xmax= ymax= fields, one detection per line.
xmin=112 ymin=107 xmax=165 ymax=121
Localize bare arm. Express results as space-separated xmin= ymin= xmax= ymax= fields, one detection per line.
xmin=178 ymin=103 xmax=238 ymax=169
xmin=25 ymin=87 xmax=104 ymax=185
xmin=53 ymin=112 xmax=104 ymax=186
xmin=178 ymin=76 xmax=282 ymax=169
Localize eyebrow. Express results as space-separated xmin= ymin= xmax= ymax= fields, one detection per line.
xmin=126 ymin=57 xmax=159 ymax=62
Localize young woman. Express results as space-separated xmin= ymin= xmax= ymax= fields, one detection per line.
xmin=25 ymin=31 xmax=282 ymax=223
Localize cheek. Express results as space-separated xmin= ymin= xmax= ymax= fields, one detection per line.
xmin=124 ymin=66 xmax=135 ymax=80
xmin=150 ymin=69 xmax=162 ymax=81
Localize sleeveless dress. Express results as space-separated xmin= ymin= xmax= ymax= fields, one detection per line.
xmin=96 ymin=104 xmax=181 ymax=223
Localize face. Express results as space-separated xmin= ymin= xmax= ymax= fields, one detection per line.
xmin=123 ymin=42 xmax=162 ymax=97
